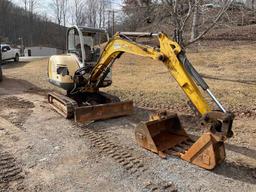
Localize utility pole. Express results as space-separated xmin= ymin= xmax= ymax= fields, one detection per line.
xmin=107 ymin=10 xmax=115 ymax=36
xmin=0 ymin=40 xmax=2 ymax=82
xmin=0 ymin=41 xmax=2 ymax=64
xmin=18 ymin=37 xmax=24 ymax=56
xmin=108 ymin=10 xmax=111 ymax=34
xmin=112 ymin=10 xmax=115 ymax=36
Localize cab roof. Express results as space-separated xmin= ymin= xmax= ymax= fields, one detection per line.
xmin=74 ymin=26 xmax=107 ymax=34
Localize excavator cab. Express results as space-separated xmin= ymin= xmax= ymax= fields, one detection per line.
xmin=66 ymin=26 xmax=112 ymax=88
xmin=67 ymin=26 xmax=109 ymax=63
xmin=48 ymin=26 xmax=112 ymax=91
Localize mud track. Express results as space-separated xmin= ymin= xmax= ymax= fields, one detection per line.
xmin=0 ymin=150 xmax=25 ymax=192
xmin=79 ymin=124 xmax=177 ymax=192
xmin=0 ymin=96 xmax=35 ymax=129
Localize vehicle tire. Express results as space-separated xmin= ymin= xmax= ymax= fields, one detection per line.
xmin=0 ymin=67 xmax=3 ymax=82
xmin=14 ymin=54 xmax=19 ymax=62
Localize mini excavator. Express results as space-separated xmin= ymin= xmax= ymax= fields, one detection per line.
xmin=48 ymin=26 xmax=234 ymax=170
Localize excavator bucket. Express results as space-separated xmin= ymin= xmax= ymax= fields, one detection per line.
xmin=135 ymin=113 xmax=226 ymax=170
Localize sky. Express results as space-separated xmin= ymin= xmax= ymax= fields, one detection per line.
xmin=11 ymin=0 xmax=123 ymax=12
xmin=11 ymin=0 xmax=123 ymax=22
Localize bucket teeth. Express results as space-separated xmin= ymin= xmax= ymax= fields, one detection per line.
xmin=173 ymin=145 xmax=186 ymax=153
xmin=179 ymin=143 xmax=191 ymax=150
xmin=165 ymin=149 xmax=179 ymax=156
xmin=186 ymin=138 xmax=194 ymax=144
xmin=182 ymin=140 xmax=193 ymax=145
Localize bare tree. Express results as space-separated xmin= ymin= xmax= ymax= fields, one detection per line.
xmin=122 ymin=0 xmax=153 ymax=31
xmin=72 ymin=0 xmax=86 ymax=26
xmin=51 ymin=0 xmax=63 ymax=26
xmin=51 ymin=0 xmax=68 ymax=26
xmin=135 ymin=0 xmax=142 ymax=6
xmin=98 ymin=0 xmax=108 ymax=28
xmin=191 ymin=0 xmax=200 ymax=40
xmin=70 ymin=0 xmax=111 ymax=28
xmin=157 ymin=0 xmax=234 ymax=46
xmin=251 ymin=0 xmax=255 ymax=9
xmin=27 ymin=0 xmax=39 ymax=13
xmin=86 ymin=0 xmax=99 ymax=27
xmin=27 ymin=0 xmax=40 ymax=45
xmin=188 ymin=0 xmax=234 ymax=45
xmin=100 ymin=0 xmax=112 ymax=28
xmin=22 ymin=0 xmax=28 ymax=11
xmin=62 ymin=0 xmax=68 ymax=27
xmin=122 ymin=0 xmax=234 ymax=46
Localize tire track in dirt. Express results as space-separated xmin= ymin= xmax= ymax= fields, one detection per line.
xmin=81 ymin=128 xmax=145 ymax=176
xmin=0 ymin=96 xmax=35 ymax=129
xmin=78 ymin=125 xmax=177 ymax=192
xmin=0 ymin=151 xmax=25 ymax=191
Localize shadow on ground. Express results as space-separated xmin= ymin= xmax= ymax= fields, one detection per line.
xmin=0 ymin=77 xmax=48 ymax=96
xmin=155 ymin=71 xmax=256 ymax=85
xmin=1 ymin=61 xmax=30 ymax=69
xmin=226 ymin=143 xmax=256 ymax=160
xmin=201 ymin=73 xmax=256 ymax=85
xmin=214 ymin=161 xmax=256 ymax=184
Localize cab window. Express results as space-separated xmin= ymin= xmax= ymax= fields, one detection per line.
xmin=2 ymin=46 xmax=11 ymax=52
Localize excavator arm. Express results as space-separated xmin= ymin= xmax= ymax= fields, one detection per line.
xmin=86 ymin=32 xmax=234 ymax=169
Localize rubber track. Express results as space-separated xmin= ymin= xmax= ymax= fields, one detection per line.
xmin=79 ymin=126 xmax=177 ymax=191
xmin=48 ymin=92 xmax=78 ymax=119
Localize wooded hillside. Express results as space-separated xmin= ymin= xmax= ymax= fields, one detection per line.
xmin=0 ymin=0 xmax=66 ymax=49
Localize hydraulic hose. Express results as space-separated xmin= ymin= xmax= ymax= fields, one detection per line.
xmin=178 ymin=51 xmax=226 ymax=113
xmin=178 ymin=52 xmax=209 ymax=90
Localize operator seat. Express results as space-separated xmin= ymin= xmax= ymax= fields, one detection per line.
xmin=84 ymin=44 xmax=93 ymax=62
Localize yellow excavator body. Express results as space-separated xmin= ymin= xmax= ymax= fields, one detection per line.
xmin=47 ymin=26 xmax=234 ymax=169
xmin=48 ymin=54 xmax=80 ymax=90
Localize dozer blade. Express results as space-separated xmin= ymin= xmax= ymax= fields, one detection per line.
xmin=74 ymin=100 xmax=134 ymax=123
xmin=48 ymin=92 xmax=78 ymax=119
xmin=135 ymin=113 xmax=226 ymax=170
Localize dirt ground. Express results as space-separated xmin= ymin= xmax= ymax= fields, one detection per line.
xmin=0 ymin=42 xmax=255 ymax=191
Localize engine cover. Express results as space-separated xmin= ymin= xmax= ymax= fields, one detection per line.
xmin=48 ymin=54 xmax=80 ymax=91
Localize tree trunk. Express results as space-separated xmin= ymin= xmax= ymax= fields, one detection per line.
xmin=191 ymin=0 xmax=200 ymax=41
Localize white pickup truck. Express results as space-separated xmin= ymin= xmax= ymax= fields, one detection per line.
xmin=0 ymin=44 xmax=20 ymax=62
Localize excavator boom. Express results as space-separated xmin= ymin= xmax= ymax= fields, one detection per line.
xmin=89 ymin=32 xmax=211 ymax=115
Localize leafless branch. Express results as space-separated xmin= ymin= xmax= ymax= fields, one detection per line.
xmin=181 ymin=0 xmax=193 ymax=31
xmin=187 ymin=0 xmax=234 ymax=45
